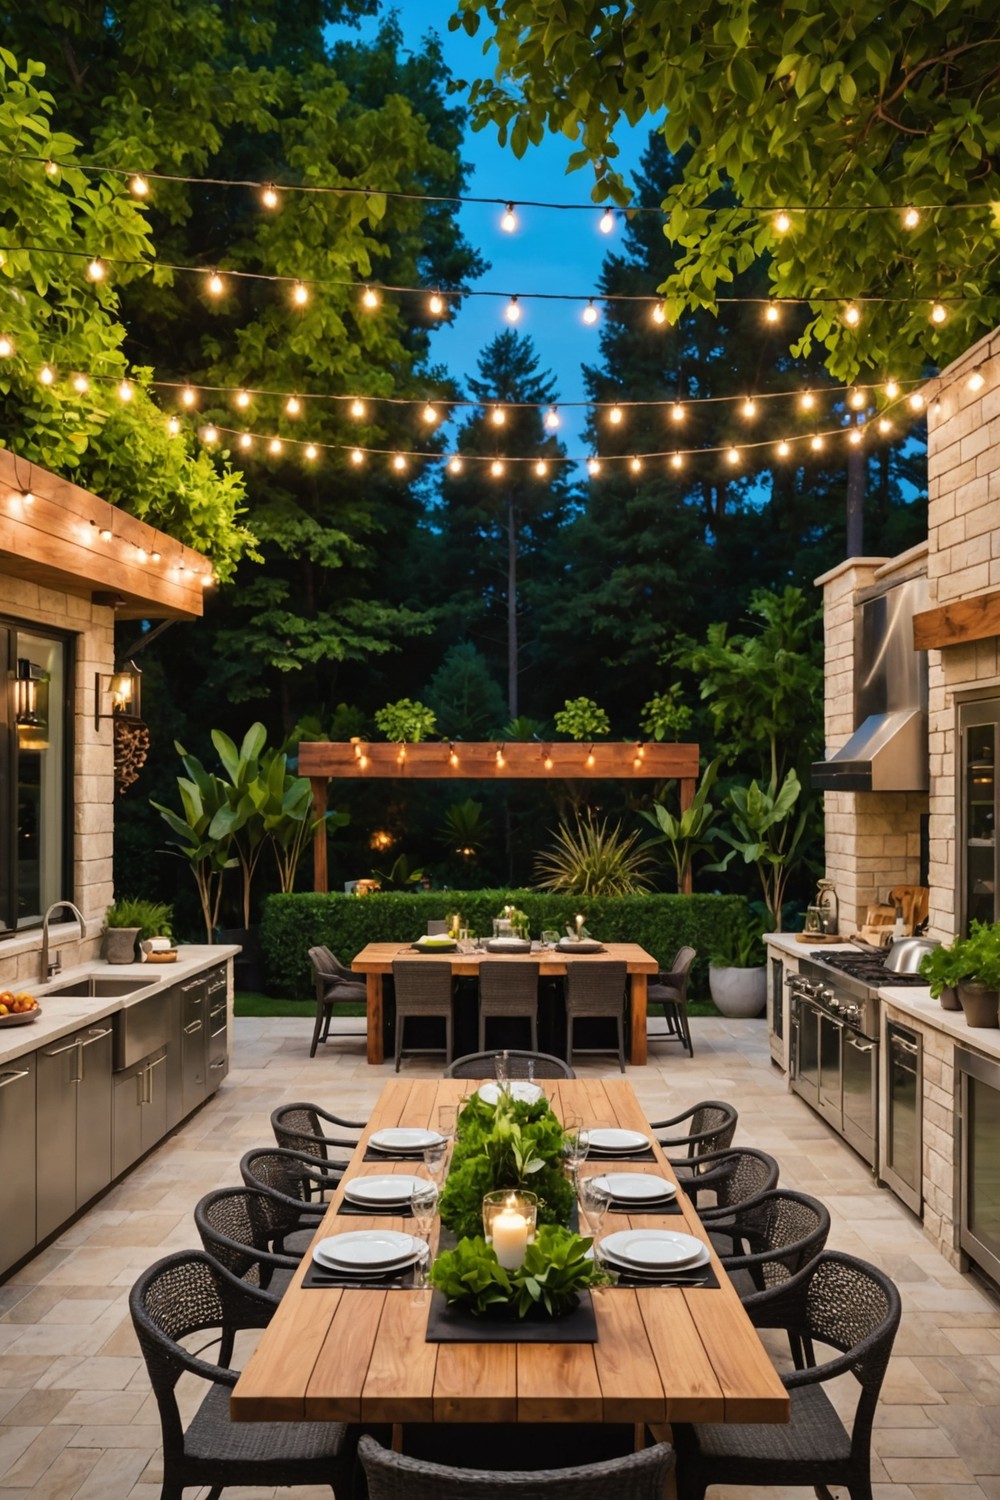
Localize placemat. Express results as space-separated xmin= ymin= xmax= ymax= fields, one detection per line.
xmin=610 ymin=1263 xmax=720 ymax=1290
xmin=337 ymin=1198 xmax=414 ymax=1218
xmin=426 ymin=1289 xmax=598 ymax=1343
xmin=363 ymin=1146 xmax=428 ymax=1162
xmin=587 ymin=1146 xmax=657 ymax=1162
xmin=605 ymin=1196 xmax=682 ymax=1217
xmin=303 ymin=1261 xmax=418 ymax=1290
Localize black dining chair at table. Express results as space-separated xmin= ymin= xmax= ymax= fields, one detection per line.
xmin=446 ymin=1048 xmax=576 ymax=1080
xmin=711 ymin=1187 xmax=831 ymax=1299
xmin=307 ymin=944 xmax=368 ymax=1058
xmin=239 ymin=1146 xmax=343 ymax=1243
xmin=477 ymin=960 xmax=541 ymax=1052
xmin=649 ymin=1099 xmax=738 ymax=1168
xmin=194 ymin=1186 xmax=300 ymax=1304
xmin=682 ymin=1146 xmax=781 ymax=1223
xmin=392 ymin=958 xmax=455 ymax=1070
xmin=271 ymin=1099 xmax=366 ymax=1158
xmin=647 ymin=944 xmax=697 ymax=1056
xmin=564 ymin=960 xmax=628 ymax=1073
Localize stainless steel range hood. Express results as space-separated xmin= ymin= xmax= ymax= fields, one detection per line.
xmin=812 ymin=575 xmax=929 ymax=793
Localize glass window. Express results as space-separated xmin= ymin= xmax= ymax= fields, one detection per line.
xmin=1 ymin=620 xmax=73 ymax=933
xmin=959 ymin=699 xmax=1000 ymax=934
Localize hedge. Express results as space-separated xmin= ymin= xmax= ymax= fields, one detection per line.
xmin=259 ymin=889 xmax=749 ymax=998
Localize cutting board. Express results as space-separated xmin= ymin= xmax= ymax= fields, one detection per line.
xmin=858 ymin=904 xmax=896 ymax=947
xmin=888 ymin=885 xmax=929 ymax=934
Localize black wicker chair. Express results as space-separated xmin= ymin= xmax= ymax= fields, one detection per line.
xmin=240 ymin=1146 xmax=343 ymax=1243
xmin=194 ymin=1186 xmax=299 ymax=1303
xmin=359 ymin=1433 xmax=675 ymax=1500
xmin=477 ymin=960 xmax=541 ymax=1052
xmin=682 ymin=1146 xmax=780 ymax=1223
xmin=712 ymin=1188 xmax=831 ymax=1298
xmin=564 ymin=960 xmax=628 ymax=1073
xmin=130 ymin=1250 xmax=357 ymax=1500
xmin=671 ymin=1250 xmax=901 ymax=1500
xmin=648 ymin=1099 xmax=738 ymax=1165
xmin=446 ymin=1049 xmax=576 ymax=1080
xmin=647 ymin=945 xmax=696 ymax=1056
xmin=307 ymin=944 xmax=368 ymax=1058
xmin=392 ymin=958 xmax=455 ymax=1070
xmin=271 ymin=1099 xmax=366 ymax=1159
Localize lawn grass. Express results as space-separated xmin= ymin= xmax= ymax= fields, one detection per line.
xmin=235 ymin=991 xmax=719 ymax=1018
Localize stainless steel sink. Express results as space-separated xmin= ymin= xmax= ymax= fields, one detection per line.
xmin=44 ymin=976 xmax=158 ymax=999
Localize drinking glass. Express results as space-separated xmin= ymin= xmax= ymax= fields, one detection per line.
xmin=410 ymin=1181 xmax=439 ymax=1290
xmin=541 ymin=929 xmax=560 ymax=948
xmin=422 ymin=1138 xmax=449 ymax=1187
xmin=560 ymin=1114 xmax=589 ymax=1182
xmin=524 ymin=1058 xmax=536 ymax=1085
xmin=438 ymin=1103 xmax=459 ymax=1142
xmin=578 ymin=1175 xmax=611 ymax=1241
xmin=494 ymin=1049 xmax=511 ymax=1089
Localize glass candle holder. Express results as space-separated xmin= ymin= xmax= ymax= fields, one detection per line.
xmin=482 ymin=1190 xmax=538 ymax=1270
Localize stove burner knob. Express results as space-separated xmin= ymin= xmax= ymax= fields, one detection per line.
xmin=844 ymin=1004 xmax=861 ymax=1025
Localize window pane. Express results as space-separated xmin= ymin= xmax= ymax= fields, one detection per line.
xmin=15 ymin=631 xmax=65 ymax=925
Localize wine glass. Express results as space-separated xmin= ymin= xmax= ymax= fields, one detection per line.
xmin=422 ymin=1138 xmax=449 ymax=1188
xmin=494 ymin=1049 xmax=511 ymax=1091
xmin=410 ymin=1180 xmax=439 ymax=1290
xmin=578 ymin=1176 xmax=612 ymax=1281
xmin=560 ymin=1114 xmax=589 ymax=1184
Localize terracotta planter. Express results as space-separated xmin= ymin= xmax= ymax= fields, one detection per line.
xmin=103 ymin=926 xmax=140 ymax=964
xmin=708 ymin=964 xmax=767 ymax=1018
xmin=939 ymin=985 xmax=961 ymax=1012
xmin=957 ymin=981 xmax=1000 ymax=1028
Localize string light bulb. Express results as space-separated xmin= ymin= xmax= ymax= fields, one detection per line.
xmin=848 ymin=388 xmax=866 ymax=409
xmin=447 ymin=455 xmax=463 ymax=475
xmin=670 ymin=452 xmax=683 ymax=469
xmin=151 ymin=550 xmax=161 ymax=562
xmin=630 ymin=455 xmax=642 ymax=473
xmin=86 ymin=257 xmax=106 ymax=282
xmin=810 ymin=434 xmax=824 ymax=452
xmin=878 ymin=416 xmax=892 ymax=434
xmin=849 ymin=426 xmax=864 ymax=445
xmin=203 ymin=425 xmax=219 ymax=443
xmin=181 ymin=384 xmax=197 ymax=408
xmin=239 ymin=432 xmax=252 ymax=450
xmin=285 ymin=395 xmax=301 ymax=416
xmin=39 ymin=364 xmax=55 ymax=386
xmin=774 ymin=210 xmax=791 ymax=234
xmin=599 ymin=208 xmax=614 ymax=234
xmin=776 ymin=440 xmax=790 ymax=457
xmin=726 ymin=446 xmax=740 ymax=466
xmin=137 ymin=547 xmax=148 ymax=563
xmin=545 ymin=406 xmax=560 ymax=430
xmin=490 ymin=459 xmax=504 ymax=477
xmin=117 ymin=378 xmax=133 ymax=402
xmin=428 ymin=291 xmax=444 ymax=316
xmin=44 ymin=158 xmax=59 ymax=177
xmin=491 ymin=405 xmax=506 ymax=426
xmin=350 ymin=398 xmax=366 ymax=419
xmin=908 ymin=392 xmax=925 ymax=411
xmin=543 ymin=751 xmax=554 ymax=771
xmin=234 ymin=389 xmax=250 ymax=409
xmin=582 ymin=299 xmax=599 ymax=325
xmin=534 ymin=459 xmax=548 ymax=477
xmin=396 ymin=745 xmax=406 ymax=765
xmin=422 ymin=402 xmax=438 ymax=424
xmin=495 ymin=745 xmax=506 ymax=767
xmin=292 ymin=280 xmax=309 ymax=306
xmin=260 ymin=183 xmax=279 ymax=209
xmin=130 ymin=174 xmax=149 ymax=197
xmin=741 ymin=398 xmax=756 ymax=419
xmin=843 ymin=303 xmax=861 ymax=327
xmin=448 ymin=743 xmax=460 ymax=767
xmin=652 ymin=302 xmax=667 ymax=326
xmin=587 ymin=458 xmax=601 ymax=476
xmin=505 ymin=294 xmax=521 ymax=323
xmin=361 ymin=285 xmax=379 ymax=310
xmin=671 ymin=402 xmax=685 ymax=423
xmin=351 ymin=448 xmax=364 ymax=465
xmin=609 ymin=405 xmax=623 ymax=425
xmin=884 ymin=379 xmax=899 ymax=399
xmin=968 ymin=367 xmax=986 ymax=392
xmin=72 ymin=373 xmax=89 ymax=394
xmin=21 ymin=490 xmax=35 ymax=507
xmin=765 ymin=303 xmax=780 ymax=324
xmin=305 ymin=443 xmax=318 ymax=461
xmin=0 ymin=336 xmax=13 ymax=357
xmin=930 ymin=301 xmax=947 ymax=324
xmin=800 ymin=391 xmax=816 ymax=411
xmin=586 ymin=746 xmax=596 ymax=768
xmin=501 ymin=203 xmax=517 ymax=233
xmin=268 ymin=437 xmax=282 ymax=454
xmin=392 ymin=453 xmax=406 ymax=472
xmin=100 ymin=527 xmax=112 ymax=542
xmin=903 ymin=206 xmax=920 ymax=229
xmin=206 ymin=271 xmax=224 ymax=297
xmin=167 ymin=416 xmax=180 ymax=435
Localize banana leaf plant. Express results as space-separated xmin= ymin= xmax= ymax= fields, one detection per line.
xmin=718 ymin=769 xmax=807 ymax=933
xmin=151 ymin=744 xmax=237 ymax=941
xmin=640 ymin=756 xmax=725 ymax=892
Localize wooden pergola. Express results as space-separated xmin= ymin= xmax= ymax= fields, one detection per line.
xmin=298 ymin=739 xmax=701 ymax=892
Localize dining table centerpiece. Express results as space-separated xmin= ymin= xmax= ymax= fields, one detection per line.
xmin=437 ymin=1091 xmax=575 ymax=1240
xmin=429 ymin=1225 xmax=606 ymax=1320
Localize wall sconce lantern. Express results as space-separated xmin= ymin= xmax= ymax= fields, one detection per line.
xmin=15 ymin=658 xmax=49 ymax=746
xmin=95 ymin=659 xmax=142 ymax=729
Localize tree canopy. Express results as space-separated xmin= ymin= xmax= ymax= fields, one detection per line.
xmin=450 ymin=0 xmax=1000 ymax=381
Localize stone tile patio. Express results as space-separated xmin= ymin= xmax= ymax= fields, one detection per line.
xmin=1 ymin=1012 xmax=998 ymax=1498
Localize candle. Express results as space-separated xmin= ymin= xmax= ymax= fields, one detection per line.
xmin=575 ymin=914 xmax=584 ymax=935
xmin=491 ymin=1201 xmax=529 ymax=1269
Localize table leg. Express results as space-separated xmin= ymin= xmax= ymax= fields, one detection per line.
xmin=629 ymin=973 xmax=648 ymax=1066
xmin=367 ymin=974 xmax=384 ymax=1065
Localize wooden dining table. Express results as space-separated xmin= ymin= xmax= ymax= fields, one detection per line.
xmin=232 ymin=1077 xmax=789 ymax=1431
xmin=350 ymin=941 xmax=660 ymax=1066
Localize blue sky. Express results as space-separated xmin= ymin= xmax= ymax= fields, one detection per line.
xmin=330 ymin=3 xmax=655 ymax=456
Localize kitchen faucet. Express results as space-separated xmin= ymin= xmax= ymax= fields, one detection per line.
xmin=40 ymin=901 xmax=88 ymax=982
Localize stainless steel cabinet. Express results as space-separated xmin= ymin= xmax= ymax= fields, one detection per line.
xmin=0 ymin=1055 xmax=37 ymax=1276
xmin=207 ymin=968 xmax=228 ymax=1093
xmin=180 ymin=975 xmax=208 ymax=1116
xmin=36 ymin=1023 xmax=113 ymax=1241
xmin=112 ymin=1048 xmax=168 ymax=1178
xmin=882 ymin=1021 xmax=922 ymax=1214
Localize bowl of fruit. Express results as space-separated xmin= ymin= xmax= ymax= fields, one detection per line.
xmin=0 ymin=991 xmax=41 ymax=1026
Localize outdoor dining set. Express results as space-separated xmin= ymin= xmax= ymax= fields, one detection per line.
xmin=127 ymin=1052 xmax=902 ymax=1500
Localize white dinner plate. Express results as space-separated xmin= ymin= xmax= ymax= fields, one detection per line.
xmin=368 ymin=1127 xmax=444 ymax=1154
xmin=477 ymin=1081 xmax=543 ymax=1106
xmin=312 ymin=1230 xmax=426 ymax=1271
xmin=591 ymin=1172 xmax=677 ymax=1204
xmin=586 ymin=1128 xmax=651 ymax=1154
xmin=342 ymin=1174 xmax=428 ymax=1207
xmin=600 ymin=1229 xmax=706 ymax=1270
xmin=600 ymin=1240 xmax=711 ymax=1276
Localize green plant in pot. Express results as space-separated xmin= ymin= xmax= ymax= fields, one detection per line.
xmin=920 ymin=922 xmax=1000 ymax=1027
xmin=708 ymin=912 xmax=767 ymax=1018
xmin=104 ymin=898 xmax=173 ymax=964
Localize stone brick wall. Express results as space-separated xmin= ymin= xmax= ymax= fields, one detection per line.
xmin=817 ymin=551 xmax=930 ymax=932
xmin=0 ymin=568 xmax=115 ymax=987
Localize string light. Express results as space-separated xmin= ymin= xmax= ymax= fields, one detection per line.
xmin=21 ymin=490 xmax=34 ymax=507
xmin=490 ymin=405 xmax=506 ymax=426
xmin=350 ymin=398 xmax=366 ymax=419
xmin=305 ymin=443 xmax=318 ymax=460
xmin=582 ymin=299 xmax=599 ymax=325
xmin=587 ymin=458 xmax=601 ymax=476
xmin=671 ymin=402 xmax=685 ymax=422
xmin=930 ymin=301 xmax=948 ymax=324
xmin=239 ymin=432 xmax=252 ymax=450
xmin=396 ymin=745 xmax=407 ymax=765
xmin=422 ymin=402 xmax=438 ymax=424
xmin=800 ymin=391 xmax=815 ymax=411
xmin=884 ymin=379 xmax=900 ymax=399
xmin=810 ymin=434 xmax=824 ymax=452
xmin=903 ymin=206 xmax=919 ymax=229
xmin=260 ymin=183 xmax=279 ymax=209
xmin=292 ymin=280 xmax=309 ymax=306
xmin=285 ymin=395 xmax=301 ymax=416
xmin=495 ymin=745 xmax=506 ymax=768
xmin=490 ymin=459 xmax=504 ymax=477
xmin=449 ymin=743 xmax=460 ymax=767
xmin=167 ymin=416 xmax=180 ymax=435
xmin=652 ymin=302 xmax=667 ymax=325
xmin=86 ymin=257 xmax=106 ymax=282
xmin=235 ymin=389 xmax=250 ymax=409
xmin=670 ymin=452 xmax=683 ymax=469
xmin=741 ymin=398 xmax=756 ymax=419
xmin=501 ymin=203 xmax=517 ymax=233
xmin=392 ymin=453 xmax=406 ymax=472
xmin=545 ymin=406 xmax=560 ymax=430
xmin=351 ymin=447 xmax=364 ymax=465
xmin=543 ymin=751 xmax=554 ymax=770
xmin=773 ymin=211 xmax=791 ymax=234
xmin=0 ymin=335 xmax=12 ymax=357
xmin=100 ymin=526 xmax=112 ymax=542
xmin=878 ymin=417 xmax=892 ymax=434
xmin=181 ymin=384 xmax=198 ymax=407
xmin=532 ymin=459 xmax=547 ymax=477
xmin=908 ymin=392 xmax=925 ymax=411
xmin=447 ymin=455 xmax=463 ymax=475
xmin=361 ymin=285 xmax=379 ymax=310
xmin=849 ymin=426 xmax=864 ymax=445
xmin=268 ymin=436 xmax=282 ymax=454
xmin=586 ymin=746 xmax=596 ymax=768
xmin=630 ymin=455 xmax=642 ymax=473
xmin=776 ymin=440 xmax=790 ymax=457
xmin=130 ymin=174 xmax=149 ymax=197
xmin=203 ymin=425 xmax=219 ymax=443
xmin=44 ymin=159 xmax=59 ymax=177
xmin=609 ymin=405 xmax=623 ymax=425
xmin=428 ymin=291 xmax=445 ymax=316
xmin=968 ymin=367 xmax=986 ymax=391
xmin=843 ymin=303 xmax=861 ymax=326
xmin=206 ymin=270 xmax=225 ymax=297
xmin=151 ymin=549 xmax=161 ymax=562
xmin=726 ymin=446 xmax=740 ymax=465
xmin=72 ymin=373 xmax=89 ymax=394
xmin=136 ymin=547 xmax=148 ymax=563
xmin=505 ymin=295 xmax=521 ymax=323
xmin=848 ymin=388 xmax=866 ymax=409
xmin=765 ymin=303 xmax=780 ymax=324
xmin=117 ymin=378 xmax=133 ymax=402
xmin=599 ymin=208 xmax=614 ymax=234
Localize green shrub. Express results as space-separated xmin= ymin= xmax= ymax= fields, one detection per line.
xmin=259 ymin=888 xmax=748 ymax=998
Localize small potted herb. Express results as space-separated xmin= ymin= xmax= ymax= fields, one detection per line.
xmin=920 ymin=922 xmax=1000 ymax=1027
xmin=104 ymin=898 xmax=173 ymax=964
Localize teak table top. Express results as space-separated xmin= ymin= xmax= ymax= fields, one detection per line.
xmin=231 ymin=1078 xmax=789 ymax=1428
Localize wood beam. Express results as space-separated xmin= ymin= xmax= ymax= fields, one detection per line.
xmin=298 ymin=741 xmax=700 ymax=780
xmin=913 ymin=590 xmax=1000 ymax=651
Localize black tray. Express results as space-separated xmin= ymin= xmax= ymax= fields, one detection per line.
xmin=425 ymin=1289 xmax=598 ymax=1343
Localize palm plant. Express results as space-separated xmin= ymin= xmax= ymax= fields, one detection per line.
xmin=440 ymin=798 xmax=492 ymax=859
xmin=533 ymin=813 xmax=655 ymax=896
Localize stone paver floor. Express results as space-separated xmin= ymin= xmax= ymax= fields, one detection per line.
xmin=0 ymin=1012 xmax=998 ymax=1498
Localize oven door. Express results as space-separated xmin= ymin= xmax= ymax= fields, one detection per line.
xmin=791 ymin=994 xmax=820 ymax=1108
xmin=842 ymin=1030 xmax=878 ymax=1169
xmin=817 ymin=1012 xmax=843 ymax=1130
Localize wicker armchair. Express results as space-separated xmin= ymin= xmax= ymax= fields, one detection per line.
xmin=194 ymin=1186 xmax=299 ymax=1303
xmin=130 ymin=1250 xmax=357 ymax=1500
xmin=359 ymin=1433 xmax=675 ymax=1500
xmin=712 ymin=1188 xmax=831 ymax=1298
xmin=240 ymin=1146 xmax=342 ymax=1245
xmin=564 ymin=960 xmax=628 ymax=1073
xmin=446 ymin=1049 xmax=576 ymax=1080
xmin=648 ymin=1099 xmax=738 ymax=1165
xmin=271 ymin=1099 xmax=366 ymax=1159
xmin=307 ymin=944 xmax=368 ymax=1058
xmin=682 ymin=1146 xmax=780 ymax=1222
xmin=392 ymin=959 xmax=455 ymax=1071
xmin=477 ymin=960 xmax=541 ymax=1052
xmin=671 ymin=1251 xmax=901 ymax=1500
xmin=647 ymin=945 xmax=696 ymax=1056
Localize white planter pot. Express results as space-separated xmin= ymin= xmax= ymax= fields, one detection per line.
xmin=709 ymin=963 xmax=767 ymax=1018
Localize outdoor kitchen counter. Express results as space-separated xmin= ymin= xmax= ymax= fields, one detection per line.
xmin=0 ymin=944 xmax=240 ymax=1067
xmin=879 ymin=983 xmax=1000 ymax=1063
xmin=764 ymin=932 xmax=857 ymax=960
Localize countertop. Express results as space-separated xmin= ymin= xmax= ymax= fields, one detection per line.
xmin=0 ymin=945 xmax=240 ymax=1068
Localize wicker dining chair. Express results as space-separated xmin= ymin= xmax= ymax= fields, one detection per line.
xmin=271 ymin=1099 xmax=366 ymax=1159
xmin=475 ymin=960 xmax=541 ymax=1052
xmin=307 ymin=944 xmax=368 ymax=1058
xmin=392 ymin=959 xmax=455 ymax=1070
xmin=712 ymin=1188 xmax=831 ymax=1299
xmin=649 ymin=1099 xmax=738 ymax=1165
xmin=647 ymin=945 xmax=697 ymax=1056
xmin=131 ymin=1251 xmax=357 ymax=1500
xmin=682 ymin=1146 xmax=780 ymax=1222
xmin=194 ymin=1185 xmax=299 ymax=1304
xmin=446 ymin=1049 xmax=576 ymax=1080
xmin=564 ymin=960 xmax=628 ymax=1072
xmin=239 ymin=1146 xmax=342 ymax=1246
xmin=671 ymin=1251 xmax=901 ymax=1500
xmin=359 ymin=1433 xmax=675 ymax=1500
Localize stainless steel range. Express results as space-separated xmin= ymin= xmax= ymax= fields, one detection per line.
xmin=788 ymin=949 xmax=928 ymax=1171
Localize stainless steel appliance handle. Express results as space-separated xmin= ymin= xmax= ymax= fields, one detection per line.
xmin=183 ymin=1019 xmax=203 ymax=1035
xmin=0 ymin=1068 xmax=30 ymax=1088
xmin=80 ymin=1027 xmax=112 ymax=1046
xmin=43 ymin=1039 xmax=80 ymax=1057
xmin=893 ymin=1036 xmax=920 ymax=1056
xmin=180 ymin=979 xmax=203 ymax=993
xmin=846 ymin=1037 xmax=876 ymax=1054
xmin=209 ymin=1058 xmax=226 ymax=1071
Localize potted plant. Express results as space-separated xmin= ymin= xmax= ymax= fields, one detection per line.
xmin=708 ymin=914 xmax=767 ymax=1018
xmin=918 ymin=941 xmax=967 ymax=1011
xmin=919 ymin=922 xmax=1000 ymax=1027
xmin=104 ymin=898 xmax=173 ymax=964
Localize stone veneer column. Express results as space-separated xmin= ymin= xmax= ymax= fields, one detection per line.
xmin=817 ymin=552 xmax=929 ymax=933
